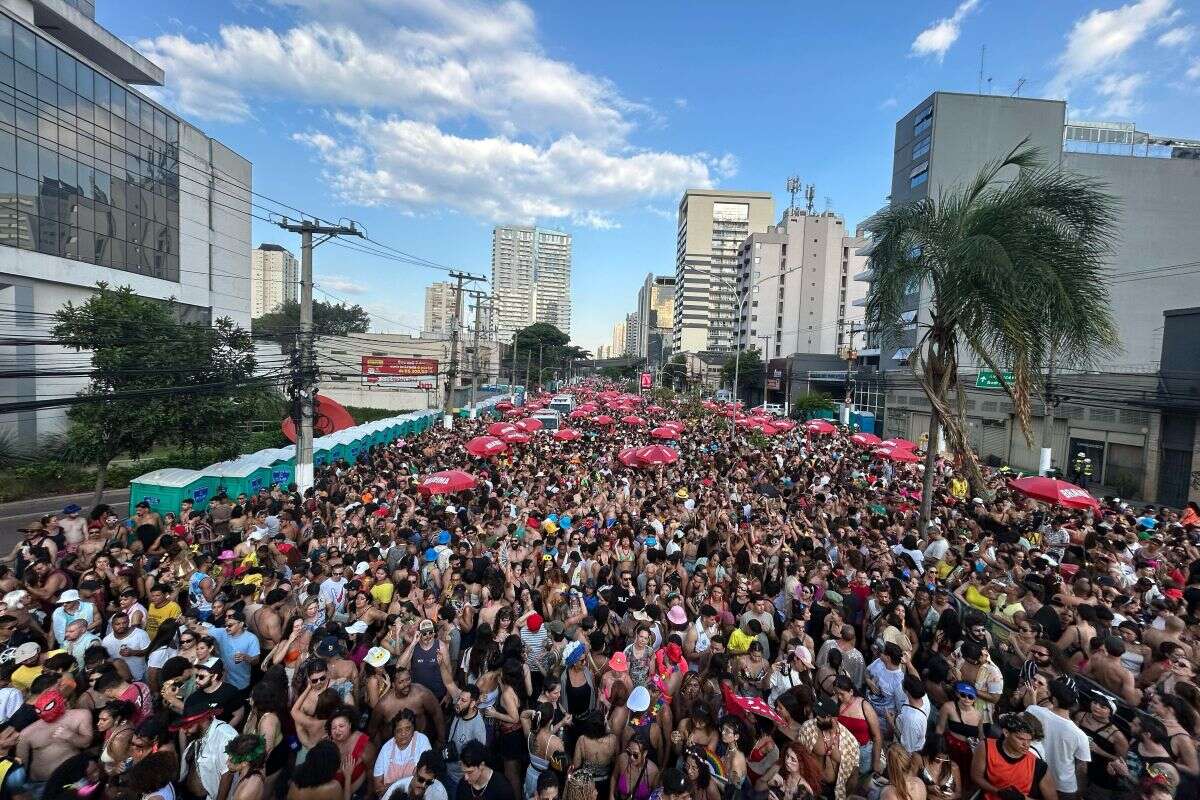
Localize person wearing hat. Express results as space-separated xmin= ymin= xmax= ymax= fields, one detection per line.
xmin=175 ymin=704 xmax=239 ymax=800
xmin=400 ymin=619 xmax=448 ymax=701
xmin=58 ymin=503 xmax=87 ymax=549
xmin=48 ymin=589 xmax=97 ymax=648
xmin=796 ymin=695 xmax=861 ymax=800
xmin=186 ymin=609 xmax=259 ymax=693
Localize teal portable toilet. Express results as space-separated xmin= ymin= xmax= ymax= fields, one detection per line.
xmin=328 ymin=432 xmax=353 ymax=463
xmin=203 ymin=458 xmax=272 ymax=498
xmin=313 ymin=435 xmax=335 ymax=466
xmin=128 ymin=468 xmax=213 ymax=517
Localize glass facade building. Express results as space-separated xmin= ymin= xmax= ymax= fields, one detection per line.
xmin=0 ymin=13 xmax=180 ymax=281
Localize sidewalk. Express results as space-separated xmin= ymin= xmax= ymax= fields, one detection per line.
xmin=0 ymin=488 xmax=130 ymax=551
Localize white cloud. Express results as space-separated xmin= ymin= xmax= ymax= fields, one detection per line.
xmin=1157 ymin=25 xmax=1195 ymax=46
xmin=911 ymin=0 xmax=981 ymax=61
xmin=293 ymin=115 xmax=723 ymax=225
xmin=1095 ymin=72 xmax=1146 ymax=116
xmin=317 ymin=274 xmax=369 ymax=294
xmin=1046 ymin=0 xmax=1175 ymax=98
xmin=879 ymin=97 xmax=899 ymax=109
xmin=1187 ymin=58 xmax=1200 ymax=79
xmin=673 ymin=98 xmax=688 ymax=109
xmin=141 ymin=0 xmax=731 ymax=228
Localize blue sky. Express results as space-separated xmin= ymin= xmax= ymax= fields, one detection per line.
xmin=105 ymin=0 xmax=1200 ymax=353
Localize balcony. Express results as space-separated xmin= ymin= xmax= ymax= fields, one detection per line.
xmin=851 ymin=297 xmax=867 ymax=307
xmin=854 ymin=269 xmax=874 ymax=282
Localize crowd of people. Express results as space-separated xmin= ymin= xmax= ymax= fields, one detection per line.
xmin=0 ymin=384 xmax=1195 ymax=800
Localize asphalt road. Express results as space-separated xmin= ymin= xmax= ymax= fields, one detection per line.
xmin=0 ymin=488 xmax=130 ymax=551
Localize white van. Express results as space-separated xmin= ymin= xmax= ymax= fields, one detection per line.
xmin=531 ymin=409 xmax=562 ymax=431
xmin=548 ymin=395 xmax=575 ymax=415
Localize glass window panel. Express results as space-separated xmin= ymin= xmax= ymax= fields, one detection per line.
xmin=59 ymin=154 xmax=77 ymax=190
xmin=14 ymin=63 xmax=34 ymax=99
xmin=94 ymin=141 xmax=108 ymax=165
xmin=153 ymin=191 xmax=166 ymax=224
xmin=0 ymin=55 xmax=12 ymax=88
xmin=109 ymin=237 xmax=124 ymax=268
xmin=153 ymin=108 xmax=166 ymax=140
xmin=17 ymin=172 xmax=34 ymax=206
xmin=110 ymin=206 xmax=123 ymax=237
xmin=16 ymin=209 xmax=34 ymax=249
xmin=138 ymin=242 xmax=151 ymax=270
xmin=93 ymin=203 xmax=109 ymax=236
xmin=125 ymin=92 xmax=138 ymax=125
xmin=166 ymin=252 xmax=178 ymax=280
xmin=38 ymin=144 xmax=56 ymax=183
xmin=36 ymin=115 xmax=55 ymax=144
xmin=93 ymin=230 xmax=106 ymax=261
xmin=0 ymin=166 xmax=13 ymax=207
xmin=93 ymin=107 xmax=108 ymax=131
xmin=94 ymin=73 xmax=109 ymax=111
xmin=109 ymin=115 xmax=123 ymax=139
xmin=35 ymin=38 xmax=54 ymax=79
xmin=0 ymin=129 xmax=13 ymax=173
xmin=0 ymin=18 xmax=11 ymax=58
xmin=0 ymin=101 xmax=11 ymax=133
xmin=110 ymin=83 xmax=124 ymax=118
xmin=58 ymin=126 xmax=75 ymax=152
xmin=76 ymin=96 xmax=92 ymax=124
xmin=77 ymin=228 xmax=93 ymax=262
xmin=76 ymin=63 xmax=92 ymax=100
xmin=36 ymin=216 xmax=55 ymax=255
xmin=15 ymin=107 xmax=32 ymax=135
xmin=58 ymin=85 xmax=75 ymax=116
xmin=56 ymin=51 xmax=74 ymax=90
xmin=65 ymin=225 xmax=78 ymax=260
xmin=37 ymin=74 xmax=54 ymax=102
xmin=77 ymin=161 xmax=93 ymax=194
xmin=167 ymin=198 xmax=178 ymax=222
xmin=109 ymin=176 xmax=123 ymax=209
xmin=15 ymin=135 xmax=35 ymax=178
xmin=93 ymin=168 xmax=109 ymax=203
xmin=139 ymin=99 xmax=151 ymax=132
xmin=13 ymin=26 xmax=33 ymax=68
xmin=125 ymin=213 xmax=137 ymax=243
xmin=141 ymin=186 xmax=152 ymax=216
xmin=166 ymin=117 xmax=178 ymax=145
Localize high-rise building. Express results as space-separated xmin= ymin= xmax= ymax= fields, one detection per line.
xmin=674 ymin=190 xmax=774 ymax=354
xmin=736 ymin=208 xmax=867 ymax=359
xmin=611 ymin=319 xmax=626 ymax=356
xmin=251 ymin=244 xmax=298 ymax=317
xmin=624 ymin=311 xmax=640 ymax=356
xmin=0 ymin=2 xmax=252 ymax=449
xmin=637 ymin=273 xmax=675 ymax=365
xmin=423 ymin=281 xmax=462 ymax=337
xmin=855 ymin=90 xmax=1200 ymax=501
xmin=491 ymin=225 xmax=572 ymax=343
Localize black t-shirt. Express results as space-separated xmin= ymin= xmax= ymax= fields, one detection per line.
xmin=808 ymin=602 xmax=831 ymax=642
xmin=455 ymin=771 xmax=515 ymax=800
xmin=184 ymin=681 xmax=243 ymax=722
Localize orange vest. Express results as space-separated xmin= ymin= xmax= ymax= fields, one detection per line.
xmin=983 ymin=738 xmax=1036 ymax=800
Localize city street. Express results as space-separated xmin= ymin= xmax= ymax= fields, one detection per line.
xmin=0 ymin=488 xmax=129 ymax=552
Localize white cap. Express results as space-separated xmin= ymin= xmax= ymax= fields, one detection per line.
xmin=56 ymin=589 xmax=81 ymax=604
xmin=13 ymin=642 xmax=39 ymax=663
xmin=354 ymin=562 xmax=370 ymax=575
xmin=345 ymin=620 xmax=368 ymax=635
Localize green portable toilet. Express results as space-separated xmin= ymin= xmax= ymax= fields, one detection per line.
xmin=128 ymin=468 xmax=214 ymax=517
xmin=203 ymin=458 xmax=272 ymax=498
xmin=313 ymin=435 xmax=335 ymax=466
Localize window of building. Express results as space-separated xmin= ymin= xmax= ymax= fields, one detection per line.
xmin=910 ymin=162 xmax=929 ymax=189
xmin=911 ymin=135 xmax=931 ymax=160
xmin=913 ymin=106 xmax=932 ymax=137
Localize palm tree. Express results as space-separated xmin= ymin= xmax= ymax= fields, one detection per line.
xmin=864 ymin=141 xmax=1120 ymax=523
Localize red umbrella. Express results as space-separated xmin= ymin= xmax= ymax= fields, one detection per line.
xmin=553 ymin=428 xmax=582 ymax=441
xmin=850 ymin=432 xmax=882 ymax=447
xmin=501 ymin=431 xmax=531 ymax=444
xmin=594 ymin=415 xmax=616 ymax=426
xmin=1008 ymin=477 xmax=1100 ymax=512
xmin=804 ymin=419 xmax=836 ymax=435
xmin=882 ymin=437 xmax=915 ymax=449
xmin=418 ymin=470 xmax=477 ymax=495
xmin=771 ymin=419 xmax=796 ymax=432
xmin=735 ymin=418 xmax=761 ymax=429
xmin=702 ymin=401 xmax=717 ymax=411
xmin=487 ymin=422 xmax=517 ymax=437
xmin=568 ymin=409 xmax=591 ymax=420
xmin=617 ymin=447 xmax=642 ymax=467
xmin=721 ymin=683 xmax=785 ymax=726
xmin=645 ymin=405 xmax=666 ymax=415
xmin=577 ymin=403 xmax=598 ymax=412
xmin=650 ymin=426 xmax=678 ymax=440
xmin=621 ymin=415 xmax=646 ymax=427
xmin=759 ymin=424 xmax=779 ymax=436
xmin=516 ymin=418 xmax=543 ymax=433
xmin=503 ymin=408 xmax=525 ymax=418
xmin=465 ymin=436 xmax=508 ymax=457
xmin=495 ymin=401 xmax=513 ymax=412
xmin=635 ymin=445 xmax=679 ymax=466
xmin=662 ymin=420 xmax=686 ymax=433
xmin=873 ymin=446 xmax=921 ymax=463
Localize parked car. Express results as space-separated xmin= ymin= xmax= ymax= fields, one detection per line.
xmin=754 ymin=403 xmax=786 ymax=416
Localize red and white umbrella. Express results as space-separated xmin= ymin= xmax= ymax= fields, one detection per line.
xmin=771 ymin=419 xmax=796 ymax=432
xmin=621 ymin=415 xmax=647 ymax=427
xmin=662 ymin=420 xmax=686 ymax=433
xmin=568 ymin=409 xmax=591 ymax=420
xmin=649 ymin=426 xmax=678 ymax=440
xmin=1008 ymin=477 xmax=1100 ymax=512
xmin=487 ymin=422 xmax=517 ymax=437
xmin=645 ymin=405 xmax=666 ymax=415
xmin=881 ymin=437 xmax=916 ymax=449
xmin=850 ymin=432 xmax=882 ymax=447
xmin=501 ymin=431 xmax=531 ymax=444
xmin=495 ymin=401 xmax=513 ymax=412
xmin=804 ymin=419 xmax=836 ymax=435
xmin=635 ymin=445 xmax=679 ymax=466
xmin=465 ymin=436 xmax=507 ymax=457
xmin=552 ymin=428 xmax=582 ymax=442
xmin=721 ymin=683 xmax=785 ymax=726
xmin=516 ymin=418 xmax=543 ymax=433
xmin=872 ymin=446 xmax=921 ymax=463
xmin=503 ymin=408 xmax=525 ymax=418
xmin=593 ymin=415 xmax=616 ymax=426
xmin=617 ymin=447 xmax=642 ymax=467
xmin=418 ymin=470 xmax=477 ymax=495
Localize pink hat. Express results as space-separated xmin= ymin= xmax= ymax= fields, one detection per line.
xmin=218 ymin=550 xmax=235 ymax=561
xmin=608 ymin=651 xmax=629 ymax=672
xmin=667 ymin=605 xmax=688 ymax=625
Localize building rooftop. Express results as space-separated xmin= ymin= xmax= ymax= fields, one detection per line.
xmin=31 ymin=0 xmax=164 ymax=84
xmin=256 ymin=243 xmax=292 ymax=253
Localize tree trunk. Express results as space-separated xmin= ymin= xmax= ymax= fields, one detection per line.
xmin=920 ymin=413 xmax=939 ymax=525
xmin=92 ymin=458 xmax=109 ymax=507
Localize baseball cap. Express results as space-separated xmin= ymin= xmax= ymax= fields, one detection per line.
xmin=627 ymin=685 xmax=651 ymax=712
xmin=418 ymin=619 xmax=435 ymax=633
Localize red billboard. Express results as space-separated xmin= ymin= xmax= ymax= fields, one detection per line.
xmin=361 ymin=356 xmax=438 ymax=385
xmin=640 ymin=372 xmax=653 ymax=390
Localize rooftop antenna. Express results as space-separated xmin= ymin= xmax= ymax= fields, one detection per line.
xmin=786 ymin=175 xmax=802 ymax=215
xmin=805 ymin=184 xmax=815 ymax=214
xmin=824 ymin=196 xmax=833 ymax=212
xmin=1011 ymin=77 xmax=1026 ymax=96
xmin=977 ymin=45 xmax=985 ymax=94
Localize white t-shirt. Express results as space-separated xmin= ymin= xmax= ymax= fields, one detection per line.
xmin=373 ymin=732 xmax=432 ymax=786
xmin=923 ymin=538 xmax=949 ymax=562
xmin=319 ymin=577 xmax=348 ymax=612
xmin=0 ymin=687 xmax=21 ymax=723
xmin=1025 ymin=705 xmax=1090 ymax=792
xmin=103 ymin=628 xmax=151 ymax=681
xmin=895 ymin=696 xmax=931 ymax=754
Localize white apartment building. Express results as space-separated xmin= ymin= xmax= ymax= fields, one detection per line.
xmin=491 ymin=225 xmax=572 ymax=343
xmin=250 ymin=244 xmax=297 ymax=317
xmin=624 ymin=311 xmax=639 ymax=356
xmin=611 ymin=319 xmax=626 ymax=356
xmin=674 ymin=190 xmax=774 ymax=354
xmin=0 ymin=0 xmax=252 ymax=448
xmin=736 ymin=208 xmax=868 ymax=359
xmin=423 ymin=281 xmax=461 ymax=336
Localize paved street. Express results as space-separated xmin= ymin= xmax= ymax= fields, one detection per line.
xmin=0 ymin=488 xmax=130 ymax=552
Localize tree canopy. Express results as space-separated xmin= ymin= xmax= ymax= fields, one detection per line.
xmin=254 ymin=299 xmax=371 ymax=341
xmin=508 ymin=323 xmax=591 ymax=385
xmin=720 ymin=347 xmax=764 ymax=396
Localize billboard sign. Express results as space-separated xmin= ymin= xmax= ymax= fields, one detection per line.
xmin=640 ymin=372 xmax=653 ymax=390
xmin=361 ymin=356 xmax=438 ymax=388
xmin=766 ymin=358 xmax=790 ymax=391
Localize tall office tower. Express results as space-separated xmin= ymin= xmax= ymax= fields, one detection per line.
xmin=637 ymin=273 xmax=675 ymax=364
xmin=611 ymin=319 xmax=626 ymax=356
xmin=491 ymin=225 xmax=572 ymax=343
xmin=251 ymin=244 xmax=298 ymax=317
xmin=674 ymin=190 xmax=774 ymax=354
xmin=423 ymin=281 xmax=462 ymax=337
xmin=735 ymin=208 xmax=868 ymax=359
xmin=0 ymin=2 xmax=252 ymax=449
xmin=624 ymin=311 xmax=640 ymax=356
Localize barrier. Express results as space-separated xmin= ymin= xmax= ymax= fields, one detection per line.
xmin=129 ymin=395 xmax=509 ymax=516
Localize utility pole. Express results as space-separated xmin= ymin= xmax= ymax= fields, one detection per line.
xmin=524 ymin=351 xmax=531 ymax=391
xmin=757 ymin=334 xmax=771 ymax=408
xmin=843 ymin=321 xmax=860 ymax=426
xmin=1040 ymin=341 xmax=1057 ymax=475
xmin=509 ymin=332 xmax=520 ymax=399
xmin=442 ymin=271 xmax=485 ymax=429
xmin=466 ymin=291 xmax=490 ymax=419
xmin=276 ymin=217 xmax=363 ymax=494
xmin=537 ymin=343 xmax=544 ymax=390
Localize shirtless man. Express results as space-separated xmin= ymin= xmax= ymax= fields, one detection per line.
xmin=1084 ymin=635 xmax=1142 ymax=706
xmin=23 ymin=559 xmax=70 ymax=612
xmin=17 ymin=687 xmax=93 ymax=792
xmin=58 ymin=504 xmax=87 ymax=551
xmin=247 ymin=588 xmax=287 ymax=651
xmin=370 ymin=666 xmax=445 ymax=744
xmin=1143 ymin=615 xmax=1194 ymax=662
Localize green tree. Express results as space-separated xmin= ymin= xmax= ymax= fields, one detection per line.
xmin=721 ymin=347 xmax=764 ymax=398
xmin=789 ymin=392 xmax=835 ymax=420
xmin=662 ymin=354 xmax=688 ymax=391
xmin=865 ymin=141 xmax=1119 ymax=523
xmin=254 ymin=299 xmax=371 ymax=346
xmin=507 ymin=323 xmax=590 ymax=385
